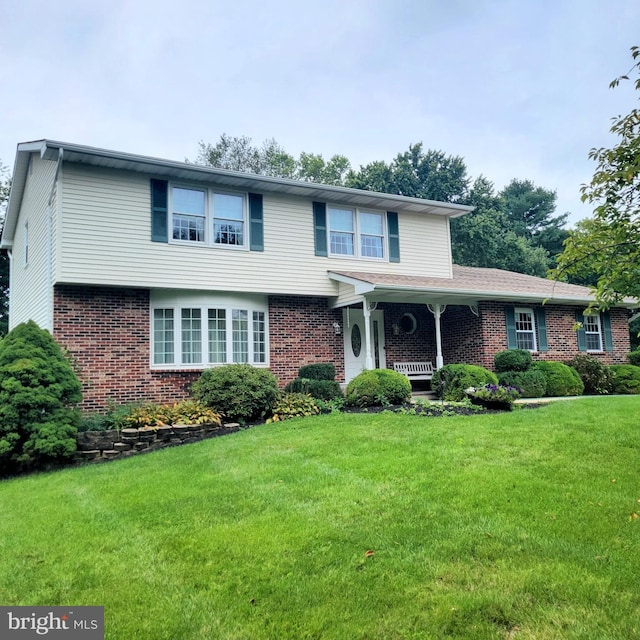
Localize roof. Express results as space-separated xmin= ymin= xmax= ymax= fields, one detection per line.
xmin=0 ymin=139 xmax=474 ymax=249
xmin=329 ymin=265 xmax=638 ymax=308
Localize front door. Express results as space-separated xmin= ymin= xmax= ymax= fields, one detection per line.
xmin=343 ymin=308 xmax=386 ymax=382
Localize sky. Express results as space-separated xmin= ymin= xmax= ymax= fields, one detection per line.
xmin=1 ymin=0 xmax=638 ymax=225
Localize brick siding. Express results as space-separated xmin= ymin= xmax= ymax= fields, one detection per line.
xmin=53 ymin=285 xmax=632 ymax=412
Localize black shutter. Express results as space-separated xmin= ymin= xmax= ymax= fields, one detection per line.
xmin=602 ymin=312 xmax=613 ymax=352
xmin=505 ymin=307 xmax=517 ymax=349
xmin=249 ymin=193 xmax=264 ymax=251
xmin=313 ymin=202 xmax=328 ymax=257
xmin=387 ymin=212 xmax=400 ymax=263
xmin=150 ymin=179 xmax=168 ymax=243
xmin=535 ymin=307 xmax=548 ymax=352
xmin=575 ymin=310 xmax=587 ymax=351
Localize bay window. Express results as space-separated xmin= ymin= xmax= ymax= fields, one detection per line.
xmin=151 ymin=293 xmax=268 ymax=368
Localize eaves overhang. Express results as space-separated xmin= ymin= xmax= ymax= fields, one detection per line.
xmin=0 ymin=139 xmax=475 ymax=249
xmin=328 ymin=271 xmax=639 ymax=310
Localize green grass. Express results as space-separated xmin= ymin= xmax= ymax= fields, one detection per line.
xmin=1 ymin=397 xmax=640 ymax=639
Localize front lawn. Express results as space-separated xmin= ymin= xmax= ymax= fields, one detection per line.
xmin=1 ymin=397 xmax=639 ymax=639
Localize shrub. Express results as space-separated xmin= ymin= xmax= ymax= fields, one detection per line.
xmin=609 ymin=364 xmax=640 ymax=394
xmin=564 ymin=354 xmax=613 ymax=395
xmin=284 ymin=378 xmax=343 ymax=400
xmin=192 ymin=364 xmax=280 ymax=423
xmin=494 ymin=349 xmax=533 ymax=373
xmin=531 ymin=361 xmax=584 ymax=396
xmin=345 ymin=369 xmax=412 ymax=407
xmin=0 ymin=320 xmax=82 ymax=474
xmin=267 ymin=393 xmax=320 ymax=422
xmin=497 ymin=370 xmax=547 ymax=398
xmin=432 ymin=364 xmax=498 ymax=402
xmin=297 ymin=363 xmax=336 ymax=381
xmin=627 ymin=349 xmax=640 ymax=367
xmin=465 ymin=384 xmax=521 ymax=409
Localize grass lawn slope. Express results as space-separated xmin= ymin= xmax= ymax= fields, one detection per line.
xmin=1 ymin=397 xmax=639 ymax=639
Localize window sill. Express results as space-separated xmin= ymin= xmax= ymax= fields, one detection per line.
xmin=151 ymin=362 xmax=270 ymax=371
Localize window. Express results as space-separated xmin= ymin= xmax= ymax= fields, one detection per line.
xmin=515 ymin=308 xmax=537 ymax=351
xmin=328 ymin=206 xmax=385 ymax=259
xmin=583 ymin=314 xmax=602 ymax=351
xmin=151 ymin=296 xmax=268 ymax=368
xmin=170 ymin=185 xmax=246 ymax=248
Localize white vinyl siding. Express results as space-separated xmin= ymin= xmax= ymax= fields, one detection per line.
xmin=58 ymin=164 xmax=453 ymax=296
xmin=9 ymin=154 xmax=58 ymax=331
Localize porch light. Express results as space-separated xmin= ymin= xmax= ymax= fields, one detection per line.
xmin=332 ymin=322 xmax=341 ymax=335
xmin=392 ymin=323 xmax=400 ymax=336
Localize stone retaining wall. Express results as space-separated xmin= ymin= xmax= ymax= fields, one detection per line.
xmin=75 ymin=422 xmax=241 ymax=463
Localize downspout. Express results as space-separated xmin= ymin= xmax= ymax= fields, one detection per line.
xmin=46 ymin=148 xmax=63 ymax=332
xmin=6 ymin=249 xmax=13 ymax=330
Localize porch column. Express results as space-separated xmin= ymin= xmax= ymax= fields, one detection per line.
xmin=427 ymin=304 xmax=447 ymax=369
xmin=363 ymin=300 xmax=374 ymax=370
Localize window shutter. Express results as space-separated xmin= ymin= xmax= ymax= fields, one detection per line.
xmin=575 ymin=310 xmax=587 ymax=351
xmin=313 ymin=202 xmax=328 ymax=257
xmin=387 ymin=211 xmax=400 ymax=263
xmin=249 ymin=193 xmax=264 ymax=252
xmin=150 ymin=179 xmax=168 ymax=243
xmin=505 ymin=307 xmax=517 ymax=349
xmin=535 ymin=307 xmax=548 ymax=352
xmin=602 ymin=311 xmax=613 ymax=352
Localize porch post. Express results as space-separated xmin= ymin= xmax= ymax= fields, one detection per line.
xmin=363 ymin=300 xmax=374 ymax=370
xmin=427 ymin=304 xmax=446 ymax=369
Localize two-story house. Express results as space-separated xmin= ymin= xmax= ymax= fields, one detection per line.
xmin=1 ymin=140 xmax=635 ymax=411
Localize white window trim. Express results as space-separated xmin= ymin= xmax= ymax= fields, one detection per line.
xmin=514 ymin=307 xmax=537 ymax=352
xmin=584 ymin=313 xmax=603 ymax=352
xmin=150 ymin=295 xmax=269 ymax=370
xmin=169 ymin=183 xmax=248 ymax=250
xmin=327 ymin=205 xmax=387 ymax=261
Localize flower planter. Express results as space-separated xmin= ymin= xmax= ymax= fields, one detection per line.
xmin=468 ymin=396 xmax=513 ymax=411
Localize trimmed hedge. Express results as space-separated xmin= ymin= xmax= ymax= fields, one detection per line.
xmin=497 ymin=369 xmax=547 ymax=398
xmin=345 ymin=369 xmax=412 ymax=407
xmin=284 ymin=378 xmax=343 ymax=400
xmin=432 ymin=364 xmax=498 ymax=402
xmin=297 ymin=363 xmax=337 ymax=381
xmin=628 ymin=349 xmax=640 ymax=367
xmin=608 ymin=364 xmax=640 ymax=394
xmin=494 ymin=349 xmax=533 ymax=373
xmin=531 ymin=361 xmax=584 ymax=397
xmin=192 ymin=364 xmax=280 ymax=423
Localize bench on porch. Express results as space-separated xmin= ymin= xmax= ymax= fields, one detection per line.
xmin=393 ymin=361 xmax=435 ymax=381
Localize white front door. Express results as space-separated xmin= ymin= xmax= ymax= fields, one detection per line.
xmin=343 ymin=308 xmax=386 ymax=382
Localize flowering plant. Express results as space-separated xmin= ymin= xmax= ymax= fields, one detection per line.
xmin=465 ymin=384 xmax=521 ymax=406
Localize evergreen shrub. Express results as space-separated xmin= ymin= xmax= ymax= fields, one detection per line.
xmin=564 ymin=354 xmax=613 ymax=395
xmin=345 ymin=369 xmax=412 ymax=407
xmin=297 ymin=363 xmax=336 ymax=381
xmin=494 ymin=349 xmax=533 ymax=373
xmin=0 ymin=320 xmax=82 ymax=474
xmin=608 ymin=364 xmax=640 ymax=394
xmin=531 ymin=361 xmax=584 ymax=396
xmin=192 ymin=364 xmax=280 ymax=422
xmin=497 ymin=370 xmax=547 ymax=398
xmin=627 ymin=349 xmax=640 ymax=367
xmin=432 ymin=364 xmax=498 ymax=401
xmin=284 ymin=378 xmax=343 ymax=400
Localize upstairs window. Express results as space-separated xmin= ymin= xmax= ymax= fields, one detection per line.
xmin=328 ymin=206 xmax=385 ymax=259
xmin=170 ymin=185 xmax=246 ymax=248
